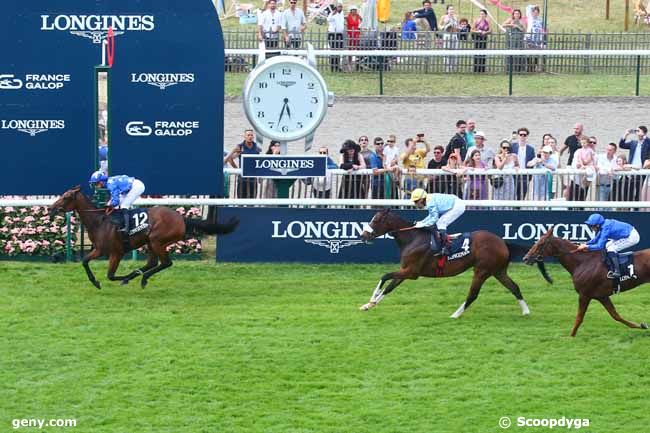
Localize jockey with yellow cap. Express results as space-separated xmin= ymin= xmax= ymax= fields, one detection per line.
xmin=411 ymin=188 xmax=466 ymax=256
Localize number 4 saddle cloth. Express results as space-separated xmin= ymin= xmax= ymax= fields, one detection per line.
xmin=429 ymin=231 xmax=472 ymax=261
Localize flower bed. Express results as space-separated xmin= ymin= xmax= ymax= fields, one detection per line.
xmin=0 ymin=204 xmax=204 ymax=258
xmin=0 ymin=206 xmax=76 ymax=257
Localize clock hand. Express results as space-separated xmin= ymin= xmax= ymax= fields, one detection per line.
xmin=278 ymin=100 xmax=287 ymax=125
xmin=285 ymin=98 xmax=291 ymax=119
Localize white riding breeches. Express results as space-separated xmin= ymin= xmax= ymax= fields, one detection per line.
xmin=436 ymin=199 xmax=466 ymax=230
xmin=605 ymin=228 xmax=640 ymax=253
xmin=119 ymin=179 xmax=145 ymax=209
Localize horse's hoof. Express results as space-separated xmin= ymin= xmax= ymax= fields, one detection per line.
xmin=359 ymin=302 xmax=375 ymax=311
xmin=92 ymin=280 xmax=101 ymax=290
xmin=641 ymin=322 xmax=648 ymax=330
xmin=120 ymin=279 xmax=130 ymax=286
xmin=141 ymin=279 xmax=148 ymax=289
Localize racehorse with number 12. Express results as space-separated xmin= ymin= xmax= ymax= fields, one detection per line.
xmin=359 ymin=208 xmax=531 ymax=318
xmin=49 ymin=186 xmax=239 ymax=289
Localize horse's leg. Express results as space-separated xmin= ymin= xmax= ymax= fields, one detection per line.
xmin=139 ymin=242 xmax=173 ymax=288
xmin=494 ymin=270 xmax=530 ymax=316
xmin=450 ymin=270 xmax=489 ymax=319
xmin=360 ymin=271 xmax=396 ymax=311
xmin=82 ymin=248 xmax=102 ymax=290
xmin=118 ymin=251 xmax=159 ymax=286
xmin=569 ymin=295 xmax=591 ymax=337
xmin=106 ymin=253 xmax=125 ymax=282
xmin=597 ymin=296 xmax=649 ymax=330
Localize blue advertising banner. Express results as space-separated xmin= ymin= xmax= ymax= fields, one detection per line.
xmin=1 ymin=0 xmax=224 ymax=196
xmin=241 ymin=155 xmax=327 ymax=178
xmin=217 ymin=208 xmax=650 ymax=263
xmin=110 ymin=2 xmax=224 ymax=195
xmin=1 ymin=2 xmax=96 ymax=194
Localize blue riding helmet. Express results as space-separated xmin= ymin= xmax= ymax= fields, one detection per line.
xmin=89 ymin=170 xmax=108 ymax=185
xmin=585 ymin=213 xmax=605 ymax=226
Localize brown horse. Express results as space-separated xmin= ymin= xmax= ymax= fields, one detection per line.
xmin=359 ymin=208 xmax=530 ymax=317
xmin=49 ymin=186 xmax=238 ymax=289
xmin=523 ymin=228 xmax=649 ymax=336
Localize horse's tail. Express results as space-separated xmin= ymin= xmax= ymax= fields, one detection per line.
xmin=184 ymin=217 xmax=239 ymax=236
xmin=505 ymin=241 xmax=553 ymax=284
xmin=505 ymin=242 xmax=530 ymax=263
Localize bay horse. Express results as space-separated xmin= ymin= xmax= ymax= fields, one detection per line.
xmin=359 ymin=208 xmax=530 ymax=318
xmin=49 ymin=186 xmax=239 ymax=289
xmin=523 ymin=228 xmax=649 ymax=336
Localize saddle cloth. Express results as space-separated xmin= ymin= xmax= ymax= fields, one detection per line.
xmin=109 ymin=208 xmax=150 ymax=238
xmin=604 ymin=251 xmax=637 ymax=283
xmin=430 ymin=231 xmax=472 ymax=261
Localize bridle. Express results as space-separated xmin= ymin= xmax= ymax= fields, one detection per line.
xmin=534 ymin=236 xmax=552 ymax=262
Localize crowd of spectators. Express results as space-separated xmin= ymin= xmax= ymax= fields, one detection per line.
xmin=225 ymin=120 xmax=650 ymax=203
xmin=251 ymin=0 xmax=546 ymax=73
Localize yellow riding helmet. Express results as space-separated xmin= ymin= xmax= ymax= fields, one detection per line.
xmin=411 ymin=188 xmax=427 ymax=203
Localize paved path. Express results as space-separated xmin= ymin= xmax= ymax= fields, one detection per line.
xmin=225 ymin=96 xmax=643 ymax=163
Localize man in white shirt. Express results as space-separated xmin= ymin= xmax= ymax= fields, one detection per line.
xmin=327 ymin=2 xmax=345 ymax=71
xmin=464 ymin=131 xmax=495 ymax=168
xmin=282 ymin=0 xmax=306 ymax=48
xmin=596 ymin=142 xmax=617 ymax=201
xmin=258 ymin=0 xmax=281 ymax=48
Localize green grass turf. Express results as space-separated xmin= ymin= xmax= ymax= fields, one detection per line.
xmin=226 ymin=71 xmax=650 ymax=97
xmin=2 ymin=261 xmax=650 ymax=432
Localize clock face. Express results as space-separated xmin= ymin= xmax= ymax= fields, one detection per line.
xmin=244 ymin=58 xmax=328 ymax=142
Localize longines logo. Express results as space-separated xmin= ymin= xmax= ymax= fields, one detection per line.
xmin=40 ymin=14 xmax=155 ymax=44
xmin=253 ymin=159 xmax=315 ymax=176
xmin=1 ymin=119 xmax=65 ymax=136
xmin=502 ymin=223 xmax=595 ymax=241
xmin=130 ymin=73 xmax=195 ymax=90
xmin=0 ymin=74 xmax=71 ymax=91
xmin=271 ymin=220 xmax=385 ymax=254
xmin=125 ymin=120 xmax=199 ymax=137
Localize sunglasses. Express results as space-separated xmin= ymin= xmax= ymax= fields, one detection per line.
xmin=319 ymin=151 xmax=327 ymax=154
xmin=386 ymin=140 xmax=395 ymax=143
xmin=519 ymin=133 xmax=528 ymax=136
xmin=502 ymin=146 xmax=511 ymax=150
xmin=375 ymin=142 xmax=384 ymax=146
xmin=588 ymin=141 xmax=597 ymax=144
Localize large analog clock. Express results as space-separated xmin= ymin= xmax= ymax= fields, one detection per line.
xmin=243 ymin=55 xmax=330 ymax=142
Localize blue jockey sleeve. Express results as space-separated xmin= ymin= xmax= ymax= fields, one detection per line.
xmin=586 ymin=227 xmax=610 ymax=251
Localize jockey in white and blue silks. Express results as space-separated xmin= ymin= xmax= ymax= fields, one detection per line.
xmin=89 ymin=170 xmax=146 ymax=233
xmin=410 ymin=188 xmax=466 ymax=256
xmin=576 ymin=213 xmax=640 ymax=279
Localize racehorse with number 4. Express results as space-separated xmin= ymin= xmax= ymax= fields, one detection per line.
xmin=359 ymin=208 xmax=531 ymax=318
xmin=49 ymin=186 xmax=239 ymax=289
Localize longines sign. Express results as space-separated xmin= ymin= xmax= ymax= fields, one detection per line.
xmin=217 ymin=209 xmax=650 ymax=263
xmin=241 ymin=155 xmax=327 ymax=178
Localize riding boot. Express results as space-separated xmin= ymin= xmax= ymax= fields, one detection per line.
xmin=439 ymin=229 xmax=450 ymax=256
xmin=120 ymin=209 xmax=130 ymax=234
xmin=607 ymin=251 xmax=621 ymax=279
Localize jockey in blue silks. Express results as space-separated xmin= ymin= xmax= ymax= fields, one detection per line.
xmin=576 ymin=213 xmax=640 ymax=279
xmin=410 ymin=188 xmax=466 ymax=256
xmin=89 ymin=171 xmax=146 ymax=234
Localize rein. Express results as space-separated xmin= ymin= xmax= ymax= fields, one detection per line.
xmin=388 ymin=226 xmax=418 ymax=235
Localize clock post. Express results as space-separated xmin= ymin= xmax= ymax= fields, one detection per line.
xmin=242 ymin=43 xmax=334 ymax=198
